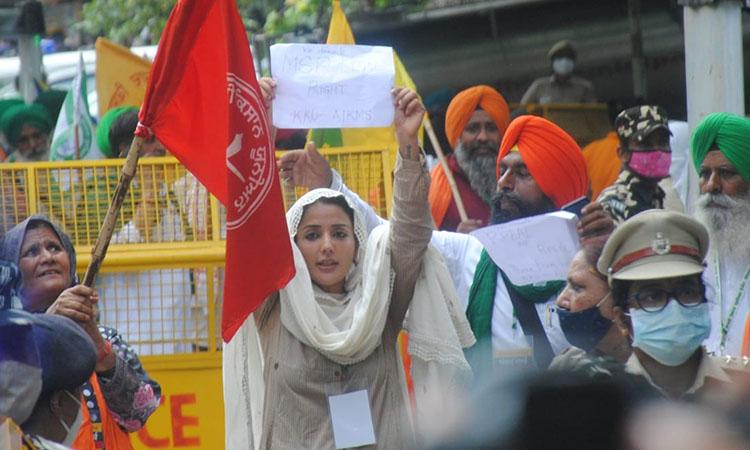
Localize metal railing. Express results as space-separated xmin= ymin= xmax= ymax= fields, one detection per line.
xmin=0 ymin=145 xmax=393 ymax=355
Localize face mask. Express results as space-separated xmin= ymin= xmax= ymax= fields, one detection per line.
xmin=631 ymin=301 xmax=710 ymax=366
xmin=558 ymin=293 xmax=612 ymax=352
xmin=58 ymin=390 xmax=83 ymax=447
xmin=627 ymin=149 xmax=671 ymax=179
xmin=552 ymin=57 xmax=575 ymax=76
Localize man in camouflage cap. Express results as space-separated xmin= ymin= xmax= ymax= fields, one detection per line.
xmin=597 ymin=105 xmax=672 ymax=225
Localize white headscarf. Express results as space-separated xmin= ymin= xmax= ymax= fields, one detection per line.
xmin=281 ymin=188 xmax=394 ymax=365
xmin=223 ymin=188 xmax=475 ymax=449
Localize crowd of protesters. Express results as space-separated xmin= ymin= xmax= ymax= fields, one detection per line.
xmin=1 ymin=35 xmax=750 ymax=450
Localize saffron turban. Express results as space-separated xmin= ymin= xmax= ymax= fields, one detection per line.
xmin=691 ymin=112 xmax=750 ymax=182
xmin=444 ymin=85 xmax=509 ymax=148
xmin=497 ymin=115 xmax=588 ymax=208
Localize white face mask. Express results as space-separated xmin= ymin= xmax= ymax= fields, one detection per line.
xmin=552 ymin=57 xmax=575 ymax=76
xmin=58 ymin=390 xmax=83 ymax=447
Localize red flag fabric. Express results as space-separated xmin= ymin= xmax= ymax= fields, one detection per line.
xmin=137 ymin=0 xmax=294 ymax=341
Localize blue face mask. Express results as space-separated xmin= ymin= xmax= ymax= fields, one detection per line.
xmin=558 ymin=301 xmax=612 ymax=352
xmin=631 ymin=301 xmax=710 ymax=366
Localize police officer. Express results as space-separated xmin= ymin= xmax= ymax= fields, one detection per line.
xmin=598 ymin=209 xmax=731 ymax=400
xmin=598 ymin=106 xmax=672 ymax=225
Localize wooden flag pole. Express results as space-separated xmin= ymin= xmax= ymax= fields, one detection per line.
xmin=423 ymin=116 xmax=469 ymax=222
xmin=73 ymin=124 xmax=80 ymax=160
xmin=81 ymin=135 xmax=144 ymax=287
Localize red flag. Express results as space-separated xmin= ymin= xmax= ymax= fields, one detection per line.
xmin=137 ymin=0 xmax=294 ymax=341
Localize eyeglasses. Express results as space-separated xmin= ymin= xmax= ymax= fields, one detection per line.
xmin=464 ymin=121 xmax=499 ymax=136
xmin=627 ymin=286 xmax=706 ymax=313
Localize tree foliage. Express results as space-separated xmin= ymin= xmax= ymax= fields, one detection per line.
xmin=80 ymin=0 xmax=427 ymax=45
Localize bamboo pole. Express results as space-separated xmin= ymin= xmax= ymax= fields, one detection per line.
xmin=73 ymin=123 xmax=80 ymax=160
xmin=423 ymin=116 xmax=469 ymax=222
xmin=81 ymin=135 xmax=144 ymax=287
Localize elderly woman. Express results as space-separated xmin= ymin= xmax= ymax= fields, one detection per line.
xmin=223 ymin=88 xmax=473 ymax=449
xmin=599 ymin=209 xmax=731 ymax=399
xmin=1 ymin=215 xmax=161 ymax=449
xmin=553 ymin=243 xmax=631 ymax=366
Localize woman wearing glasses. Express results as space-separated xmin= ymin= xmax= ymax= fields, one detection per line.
xmin=598 ymin=209 xmax=731 ymax=400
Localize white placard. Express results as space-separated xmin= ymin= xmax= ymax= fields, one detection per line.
xmin=471 ymin=211 xmax=580 ymax=286
xmin=270 ymin=43 xmax=395 ymax=129
xmin=327 ymin=390 xmax=376 ymax=449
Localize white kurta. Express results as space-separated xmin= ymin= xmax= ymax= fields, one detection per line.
xmin=704 ymin=254 xmax=750 ymax=357
xmin=99 ymin=196 xmax=203 ymax=355
xmin=430 ymin=231 xmax=570 ymax=358
xmin=332 ymin=171 xmax=570 ymax=361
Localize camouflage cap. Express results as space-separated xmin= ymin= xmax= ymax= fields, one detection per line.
xmin=614 ymin=105 xmax=670 ymax=145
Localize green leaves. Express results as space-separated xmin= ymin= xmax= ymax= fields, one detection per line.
xmin=79 ymin=0 xmax=428 ymax=45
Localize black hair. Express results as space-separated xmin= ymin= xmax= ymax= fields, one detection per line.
xmin=296 ymin=195 xmax=358 ymax=247
xmin=580 ymin=242 xmax=606 ymax=279
xmin=303 ymin=196 xmax=354 ymax=227
xmin=108 ymin=109 xmax=139 ymax=157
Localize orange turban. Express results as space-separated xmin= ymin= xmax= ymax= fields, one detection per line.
xmin=497 ymin=116 xmax=588 ymax=209
xmin=444 ymin=85 xmax=510 ymax=148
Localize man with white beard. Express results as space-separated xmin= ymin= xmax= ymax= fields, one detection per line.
xmin=429 ymin=86 xmax=510 ymax=233
xmin=691 ymin=112 xmax=750 ymax=357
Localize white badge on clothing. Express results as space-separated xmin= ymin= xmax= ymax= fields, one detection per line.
xmin=327 ymin=389 xmax=376 ymax=449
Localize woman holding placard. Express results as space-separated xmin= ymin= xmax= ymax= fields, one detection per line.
xmin=222 ymin=83 xmax=474 ymax=449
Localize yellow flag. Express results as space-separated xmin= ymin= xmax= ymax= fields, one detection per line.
xmin=310 ymin=0 xmax=423 ymax=152
xmin=95 ymin=38 xmax=152 ymax=117
xmin=326 ymin=0 xmax=355 ymax=44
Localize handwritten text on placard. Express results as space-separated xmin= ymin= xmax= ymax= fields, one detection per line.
xmin=270 ymin=44 xmax=395 ymax=129
xmin=471 ymin=211 xmax=580 ymax=285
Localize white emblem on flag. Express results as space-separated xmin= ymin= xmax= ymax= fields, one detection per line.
xmin=226 ymin=73 xmax=273 ymax=230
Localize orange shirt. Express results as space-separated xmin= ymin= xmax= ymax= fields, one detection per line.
xmin=582 ymin=131 xmax=621 ymax=200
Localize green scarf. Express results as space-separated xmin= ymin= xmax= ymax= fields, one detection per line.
xmin=464 ymin=250 xmax=564 ymax=372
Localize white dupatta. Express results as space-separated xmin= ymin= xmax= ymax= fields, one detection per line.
xmin=223 ymin=189 xmax=474 ymax=449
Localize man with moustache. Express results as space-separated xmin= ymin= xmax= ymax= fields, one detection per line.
xmin=691 ymin=112 xmax=750 ymax=357
xmin=429 ymin=85 xmax=510 ymax=233
xmin=280 ymin=115 xmax=613 ymax=371
xmin=433 ymin=115 xmax=610 ymax=373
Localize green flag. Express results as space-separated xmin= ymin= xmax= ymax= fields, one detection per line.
xmin=49 ymin=52 xmax=102 ymax=160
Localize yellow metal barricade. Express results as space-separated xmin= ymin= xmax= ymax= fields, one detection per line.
xmin=0 ymin=145 xmax=392 ymax=450
xmin=277 ymin=145 xmax=394 ymax=217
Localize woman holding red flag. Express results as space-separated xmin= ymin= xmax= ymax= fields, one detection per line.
xmin=223 ymin=84 xmax=474 ymax=449
xmin=1 ymin=216 xmax=161 ymax=449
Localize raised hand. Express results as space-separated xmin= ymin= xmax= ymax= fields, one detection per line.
xmin=259 ymin=77 xmax=277 ymax=134
xmin=46 ymin=284 xmax=97 ymax=323
xmin=456 ymin=219 xmax=483 ymax=234
xmin=47 ymin=284 xmax=115 ymax=372
xmin=392 ymin=87 xmax=424 ymax=160
xmin=577 ymin=201 xmax=615 ymax=246
xmin=277 ymin=141 xmax=333 ymax=189
xmin=258 ymin=77 xmax=277 ymax=111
